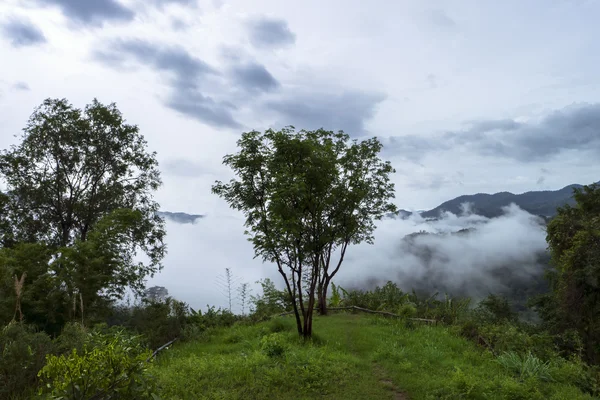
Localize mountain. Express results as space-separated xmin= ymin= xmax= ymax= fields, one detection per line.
xmin=157 ymin=211 xmax=205 ymax=224
xmin=159 ymin=181 xmax=597 ymax=224
xmin=396 ymin=182 xmax=598 ymax=220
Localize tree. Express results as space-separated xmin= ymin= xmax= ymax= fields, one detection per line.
xmin=544 ymin=183 xmax=600 ymax=362
xmin=212 ymin=127 xmax=396 ymax=337
xmin=144 ymin=286 xmax=169 ymax=302
xmin=0 ymin=98 xmax=166 ymax=327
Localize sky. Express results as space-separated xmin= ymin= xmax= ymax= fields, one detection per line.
xmin=1 ymin=0 xmax=599 ymax=310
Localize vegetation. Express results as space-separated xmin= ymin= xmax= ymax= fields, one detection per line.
xmin=534 ymin=183 xmax=600 ymax=363
xmin=0 ymin=98 xmax=166 ymax=335
xmin=1 ymin=98 xmax=599 ymax=399
xmin=151 ymin=314 xmax=595 ymax=399
xmin=212 ymin=127 xmax=396 ymax=337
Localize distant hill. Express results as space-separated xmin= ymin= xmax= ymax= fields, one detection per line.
xmin=395 ymin=182 xmax=598 ymax=220
xmin=159 ymin=181 xmax=598 ymax=224
xmin=157 ymin=211 xmax=205 ymax=224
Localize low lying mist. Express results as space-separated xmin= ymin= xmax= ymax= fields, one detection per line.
xmin=147 ymin=203 xmax=550 ymax=313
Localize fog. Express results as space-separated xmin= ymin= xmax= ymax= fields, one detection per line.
xmin=146 ymin=203 xmax=549 ymax=313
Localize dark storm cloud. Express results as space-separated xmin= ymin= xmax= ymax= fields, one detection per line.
xmin=385 ymin=103 xmax=600 ymax=162
xmin=94 ymin=39 xmax=241 ymax=128
xmin=35 ymin=0 xmax=134 ymax=26
xmin=266 ymin=91 xmax=386 ymax=136
xmin=230 ymin=62 xmax=280 ymax=93
xmin=247 ymin=16 xmax=296 ymax=49
xmin=456 ymin=104 xmax=600 ymax=161
xmin=1 ymin=18 xmax=46 ymax=47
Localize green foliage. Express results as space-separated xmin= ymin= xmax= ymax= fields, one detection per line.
xmin=0 ymin=98 xmax=166 ymax=334
xmin=543 ymin=183 xmax=600 ymax=363
xmin=412 ymin=292 xmax=471 ymax=325
xmin=249 ymin=278 xmax=292 ymax=320
xmin=151 ymin=314 xmax=593 ymax=399
xmin=337 ymin=281 xmax=469 ymax=324
xmin=472 ymin=294 xmax=518 ymax=324
xmin=339 ymin=281 xmax=412 ymax=311
xmin=0 ymin=243 xmax=67 ymax=333
xmin=128 ymin=297 xmax=189 ymax=349
xmin=267 ymin=317 xmax=289 ymax=333
xmin=39 ymin=328 xmax=157 ymax=400
xmin=329 ymin=282 xmax=342 ymax=307
xmin=260 ymin=333 xmax=287 ymax=357
xmin=497 ymin=351 xmax=553 ymax=382
xmin=53 ymin=322 xmax=88 ymax=355
xmin=0 ymin=322 xmax=53 ymax=399
xmin=212 ymin=127 xmax=397 ymax=337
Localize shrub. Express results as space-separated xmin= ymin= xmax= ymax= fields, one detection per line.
xmin=53 ymin=322 xmax=88 ymax=355
xmin=0 ymin=322 xmax=53 ymax=399
xmin=268 ymin=317 xmax=289 ymax=333
xmin=472 ymin=294 xmax=518 ymax=324
xmin=260 ymin=333 xmax=287 ymax=358
xmin=128 ymin=297 xmax=189 ymax=349
xmin=497 ymin=351 xmax=553 ymax=382
xmin=471 ymin=322 xmax=557 ymax=360
xmin=250 ymin=278 xmax=292 ymax=320
xmin=38 ymin=328 xmax=157 ymax=400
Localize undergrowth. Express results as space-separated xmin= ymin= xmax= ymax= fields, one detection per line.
xmin=150 ymin=314 xmax=595 ymax=400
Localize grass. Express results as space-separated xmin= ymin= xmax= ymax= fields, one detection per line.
xmin=151 ymin=314 xmax=596 ymax=400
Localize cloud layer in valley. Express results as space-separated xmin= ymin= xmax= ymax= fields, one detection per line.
xmin=147 ymin=203 xmax=549 ymax=312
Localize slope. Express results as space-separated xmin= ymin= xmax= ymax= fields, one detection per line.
xmin=150 ymin=314 xmax=592 ymax=399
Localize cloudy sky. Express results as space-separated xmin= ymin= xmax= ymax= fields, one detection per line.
xmin=2 ymin=0 xmax=599 ymax=214
xmin=1 ymin=0 xmax=599 ymax=309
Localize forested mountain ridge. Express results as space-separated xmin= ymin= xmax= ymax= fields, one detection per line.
xmin=162 ymin=181 xmax=598 ymax=223
xmin=394 ymin=181 xmax=599 ymax=220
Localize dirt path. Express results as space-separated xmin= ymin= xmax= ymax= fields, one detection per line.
xmin=339 ymin=315 xmax=409 ymax=399
xmin=373 ymin=364 xmax=409 ymax=400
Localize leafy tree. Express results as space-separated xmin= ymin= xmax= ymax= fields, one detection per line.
xmin=544 ymin=183 xmax=600 ymax=362
xmin=144 ymin=285 xmax=169 ymax=302
xmin=0 ymin=98 xmax=166 ymax=329
xmin=213 ymin=127 xmax=396 ymax=337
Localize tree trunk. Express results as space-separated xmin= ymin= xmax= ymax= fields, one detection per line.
xmin=317 ymin=277 xmax=331 ymax=315
xmin=278 ymin=268 xmax=303 ymax=336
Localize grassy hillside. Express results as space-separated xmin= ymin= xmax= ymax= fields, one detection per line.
xmin=151 ymin=314 xmax=593 ymax=400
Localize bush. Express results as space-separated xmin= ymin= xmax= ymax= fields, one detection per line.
xmin=38 ymin=328 xmax=158 ymax=400
xmin=497 ymin=351 xmax=553 ymax=382
xmin=260 ymin=333 xmax=287 ymax=358
xmin=53 ymin=322 xmax=88 ymax=355
xmin=268 ymin=317 xmax=289 ymax=333
xmin=128 ymin=297 xmax=189 ymax=349
xmin=250 ymin=278 xmax=292 ymax=320
xmin=0 ymin=322 xmax=53 ymax=399
xmin=472 ymin=294 xmax=518 ymax=324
